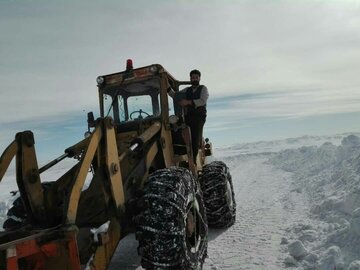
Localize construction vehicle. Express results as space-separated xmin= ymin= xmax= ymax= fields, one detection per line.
xmin=0 ymin=61 xmax=236 ymax=269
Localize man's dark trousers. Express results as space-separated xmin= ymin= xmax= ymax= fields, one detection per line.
xmin=185 ymin=113 xmax=206 ymax=163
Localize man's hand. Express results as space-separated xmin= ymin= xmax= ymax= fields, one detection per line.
xmin=179 ymin=99 xmax=192 ymax=106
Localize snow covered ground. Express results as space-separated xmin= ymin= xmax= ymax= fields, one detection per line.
xmin=1 ymin=133 xmax=360 ymax=269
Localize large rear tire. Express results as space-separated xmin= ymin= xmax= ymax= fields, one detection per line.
xmin=199 ymin=161 xmax=236 ymax=228
xmin=135 ymin=167 xmax=208 ymax=270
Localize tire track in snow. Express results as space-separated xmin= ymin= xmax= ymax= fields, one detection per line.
xmin=203 ymin=155 xmax=309 ymax=270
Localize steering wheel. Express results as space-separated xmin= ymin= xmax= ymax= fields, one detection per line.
xmin=130 ymin=109 xmax=151 ymax=120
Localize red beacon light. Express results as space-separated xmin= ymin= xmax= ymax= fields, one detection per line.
xmin=126 ymin=59 xmax=133 ymax=70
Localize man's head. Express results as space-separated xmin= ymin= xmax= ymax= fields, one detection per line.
xmin=190 ymin=69 xmax=201 ymax=86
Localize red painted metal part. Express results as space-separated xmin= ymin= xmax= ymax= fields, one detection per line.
xmin=4 ymin=232 xmax=81 ymax=270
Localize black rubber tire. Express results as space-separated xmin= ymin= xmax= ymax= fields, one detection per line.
xmin=135 ymin=167 xmax=208 ymax=270
xmin=2 ymin=182 xmax=55 ymax=230
xmin=2 ymin=195 xmax=27 ymax=230
xmin=199 ymin=161 xmax=236 ymax=228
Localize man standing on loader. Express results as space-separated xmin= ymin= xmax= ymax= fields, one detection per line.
xmin=173 ymin=69 xmax=209 ymax=163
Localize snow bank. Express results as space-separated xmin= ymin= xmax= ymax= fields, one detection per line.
xmin=215 ymin=133 xmax=359 ymax=157
xmin=271 ymin=134 xmax=360 ymax=269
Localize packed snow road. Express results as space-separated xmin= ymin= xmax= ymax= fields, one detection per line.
xmin=109 ymin=153 xmax=309 ymax=270
xmin=203 ymin=154 xmax=308 ymax=270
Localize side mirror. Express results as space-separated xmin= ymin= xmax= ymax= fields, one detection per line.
xmin=87 ymin=112 xmax=95 ymax=129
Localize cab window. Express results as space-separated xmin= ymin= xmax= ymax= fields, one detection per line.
xmin=127 ymin=95 xmax=159 ymax=120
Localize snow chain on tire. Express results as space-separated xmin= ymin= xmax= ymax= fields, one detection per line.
xmin=135 ymin=167 xmax=208 ymax=270
xmin=199 ymin=161 xmax=236 ymax=228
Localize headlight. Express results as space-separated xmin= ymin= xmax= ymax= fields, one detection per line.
xmin=96 ymin=76 xmax=104 ymax=85
xmin=84 ymin=131 xmax=92 ymax=138
xmin=169 ymin=115 xmax=179 ymax=124
xmin=149 ymin=65 xmax=158 ymax=73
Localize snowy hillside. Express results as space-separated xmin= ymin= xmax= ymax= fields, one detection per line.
xmin=1 ymin=133 xmax=360 ymax=269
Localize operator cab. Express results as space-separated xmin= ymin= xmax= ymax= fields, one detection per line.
xmin=94 ymin=63 xmax=176 ymax=132
xmin=102 ymin=76 xmax=161 ymax=123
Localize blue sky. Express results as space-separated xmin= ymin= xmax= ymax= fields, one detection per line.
xmin=1 ymin=0 xmax=360 ymax=162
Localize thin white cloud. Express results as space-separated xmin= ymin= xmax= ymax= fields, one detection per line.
xmin=208 ymin=87 xmax=360 ymax=122
xmin=0 ymin=0 xmax=360 ymax=130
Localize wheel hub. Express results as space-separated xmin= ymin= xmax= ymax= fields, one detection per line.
xmin=226 ymin=180 xmax=234 ymax=210
xmin=186 ymin=198 xmax=201 ymax=253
